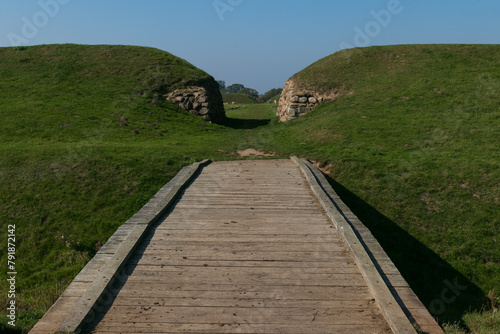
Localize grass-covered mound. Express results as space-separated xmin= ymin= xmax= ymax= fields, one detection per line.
xmin=0 ymin=44 xmax=263 ymax=332
xmin=252 ymin=44 xmax=499 ymax=331
xmin=222 ymin=92 xmax=256 ymax=104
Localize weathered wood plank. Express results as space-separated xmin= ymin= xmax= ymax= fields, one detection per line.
xmin=109 ymin=297 xmax=376 ymax=309
xmin=134 ymin=241 xmax=346 ymax=252
xmin=95 ymin=306 xmax=387 ymax=325
xmin=109 ymin=283 xmax=372 ymax=299
xmin=125 ymin=259 xmax=343 ymax=268
xmin=92 ymin=323 xmax=391 ymax=334
xmin=125 ymin=264 xmax=359 ymax=275
xmin=153 ymin=221 xmax=337 ymax=229
xmin=112 ymin=282 xmax=373 ymax=301
xmin=139 ymin=233 xmax=340 ymax=243
xmin=126 ymin=251 xmax=351 ymax=263
xmin=28 ymin=297 xmax=80 ymax=333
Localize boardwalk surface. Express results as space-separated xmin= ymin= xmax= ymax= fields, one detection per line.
xmin=89 ymin=160 xmax=392 ymax=333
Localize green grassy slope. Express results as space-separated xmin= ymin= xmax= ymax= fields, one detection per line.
xmin=0 ymin=44 xmax=212 ymax=143
xmin=222 ymin=92 xmax=256 ymax=104
xmin=1 ymin=44 xmax=499 ymax=333
xmin=251 ymin=44 xmax=499 ymax=331
xmin=0 ymin=44 xmax=266 ymax=332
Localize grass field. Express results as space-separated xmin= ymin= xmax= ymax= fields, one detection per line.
xmin=1 ymin=44 xmax=498 ymax=333
xmin=248 ymin=45 xmax=500 ymax=333
xmin=221 ymin=93 xmax=256 ymax=104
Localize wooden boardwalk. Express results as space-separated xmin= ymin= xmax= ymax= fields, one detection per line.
xmin=30 ymin=159 xmax=442 ymax=334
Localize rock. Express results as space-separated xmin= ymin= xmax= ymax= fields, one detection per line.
xmin=164 ymin=80 xmax=225 ymax=124
xmin=276 ymin=79 xmax=336 ymax=121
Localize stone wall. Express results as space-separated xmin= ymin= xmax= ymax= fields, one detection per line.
xmin=164 ymin=80 xmax=225 ymax=124
xmin=277 ymin=79 xmax=336 ymax=122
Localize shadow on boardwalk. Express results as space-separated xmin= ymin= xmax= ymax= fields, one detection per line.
xmin=324 ymin=174 xmax=487 ymax=329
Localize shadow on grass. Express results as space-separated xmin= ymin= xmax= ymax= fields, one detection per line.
xmin=323 ymin=174 xmax=487 ymax=328
xmin=0 ymin=323 xmax=23 ymax=334
xmin=222 ymin=117 xmax=271 ymax=130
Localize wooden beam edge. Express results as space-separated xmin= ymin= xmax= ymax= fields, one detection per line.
xmin=29 ymin=160 xmax=211 ymax=334
xmin=291 ymin=156 xmax=418 ymax=334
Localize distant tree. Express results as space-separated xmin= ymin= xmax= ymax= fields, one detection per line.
xmin=239 ymin=87 xmax=259 ymax=101
xmin=260 ymin=88 xmax=283 ymax=103
xmin=217 ymin=80 xmax=226 ymax=91
xmin=225 ymin=83 xmax=245 ymax=94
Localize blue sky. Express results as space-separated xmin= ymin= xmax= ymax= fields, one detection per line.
xmin=1 ymin=0 xmax=499 ymax=93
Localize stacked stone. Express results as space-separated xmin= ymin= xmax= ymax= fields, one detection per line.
xmin=287 ymin=93 xmax=322 ymax=120
xmin=277 ymin=79 xmax=323 ymax=122
xmin=164 ymin=83 xmax=225 ymax=124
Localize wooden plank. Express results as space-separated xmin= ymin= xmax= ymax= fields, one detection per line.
xmin=134 ymin=241 xmax=347 ymax=252
xmin=126 ymin=251 xmax=352 ymax=263
xmin=95 ymin=306 xmax=387 ymax=325
xmin=125 ymin=259 xmax=344 ymax=269
xmin=141 ymin=232 xmax=340 ymax=242
xmin=151 ymin=224 xmax=337 ymax=232
xmin=28 ymin=296 xmax=80 ymax=333
xmin=121 ymin=267 xmax=366 ymax=281
xmin=118 ymin=273 xmax=368 ymax=286
xmin=110 ymin=283 xmax=373 ymax=299
xmin=154 ymin=220 xmax=336 ymax=228
xmin=109 ymin=298 xmax=376 ymax=309
xmin=92 ymin=323 xmax=391 ymax=334
xmin=126 ymin=264 xmax=359 ymax=274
